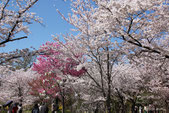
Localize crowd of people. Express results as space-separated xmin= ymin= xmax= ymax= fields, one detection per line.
xmin=0 ymin=101 xmax=22 ymax=113
xmin=0 ymin=100 xmax=59 ymax=113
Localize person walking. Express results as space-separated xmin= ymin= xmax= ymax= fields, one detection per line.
xmin=39 ymin=103 xmax=42 ymax=113
xmin=32 ymin=103 xmax=39 ymax=113
xmin=41 ymin=103 xmax=49 ymax=113
xmin=51 ymin=99 xmax=59 ymax=113
xmin=12 ymin=103 xmax=18 ymax=113
xmin=0 ymin=105 xmax=2 ymax=112
xmin=17 ymin=104 xmax=22 ymax=113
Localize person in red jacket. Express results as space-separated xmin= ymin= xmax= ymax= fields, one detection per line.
xmin=12 ymin=103 xmax=18 ymax=113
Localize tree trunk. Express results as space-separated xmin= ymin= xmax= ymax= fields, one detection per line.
xmin=62 ymin=93 xmax=65 ymax=113
xmin=154 ymin=106 xmax=157 ymax=113
xmin=115 ymin=102 xmax=120 ymax=113
xmin=106 ymin=46 xmax=112 ymax=113
xmin=70 ymin=97 xmax=73 ymax=113
xmin=18 ymin=86 xmax=23 ymax=104
xmin=121 ymin=104 xmax=126 ymax=113
xmin=115 ymin=88 xmax=126 ymax=113
xmin=166 ymin=103 xmax=169 ymax=113
xmin=131 ymin=102 xmax=135 ymax=113
xmin=106 ymin=98 xmax=111 ymax=113
xmin=141 ymin=106 xmax=144 ymax=113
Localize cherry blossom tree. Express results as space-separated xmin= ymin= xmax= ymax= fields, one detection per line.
xmin=31 ymin=42 xmax=86 ymax=113
xmin=32 ymin=42 xmax=86 ymax=76
xmin=28 ymin=72 xmax=61 ymax=100
xmin=0 ymin=0 xmax=42 ymax=68
xmin=53 ymin=0 xmax=169 ymax=112
xmin=118 ymin=53 xmax=169 ymax=112
xmin=137 ymin=57 xmax=169 ymax=112
xmin=0 ymin=48 xmax=38 ymax=70
xmin=53 ymin=33 xmax=126 ymax=112
xmin=71 ymin=60 xmax=168 ymax=112
xmin=0 ymin=0 xmax=41 ymax=46
xmin=55 ymin=1 xmax=125 ymax=112
xmin=0 ymin=68 xmax=38 ymax=105
xmin=0 ymin=65 xmax=10 ymax=91
xmin=69 ymin=0 xmax=168 ymax=59
xmin=70 ymin=63 xmax=143 ymax=113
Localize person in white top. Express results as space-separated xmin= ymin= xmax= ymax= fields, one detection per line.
xmin=17 ymin=104 xmax=22 ymax=113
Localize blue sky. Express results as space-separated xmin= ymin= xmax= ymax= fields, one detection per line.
xmin=1 ymin=0 xmax=73 ymax=52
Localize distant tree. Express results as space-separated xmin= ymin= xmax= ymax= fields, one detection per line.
xmin=0 ymin=68 xmax=38 ymax=105
xmin=8 ymin=50 xmax=37 ymax=71
xmin=0 ymin=48 xmax=40 ymax=70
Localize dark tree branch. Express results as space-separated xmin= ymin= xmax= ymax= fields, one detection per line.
xmin=0 ymin=36 xmax=27 ymax=45
xmin=121 ymin=34 xmax=169 ymax=59
xmin=127 ymin=17 xmax=133 ymax=34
